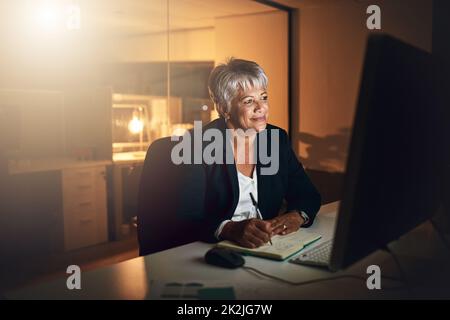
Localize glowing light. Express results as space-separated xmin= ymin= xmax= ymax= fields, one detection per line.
xmin=34 ymin=5 xmax=60 ymax=32
xmin=128 ymin=116 xmax=144 ymax=134
xmin=31 ymin=3 xmax=81 ymax=33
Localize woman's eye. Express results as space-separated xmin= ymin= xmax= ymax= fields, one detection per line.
xmin=261 ymin=95 xmax=268 ymax=101
xmin=244 ymin=99 xmax=254 ymax=105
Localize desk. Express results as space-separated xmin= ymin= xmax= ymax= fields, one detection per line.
xmin=6 ymin=202 xmax=450 ymax=299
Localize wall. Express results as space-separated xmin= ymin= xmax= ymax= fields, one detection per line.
xmin=214 ymin=10 xmax=289 ymax=131
xmin=0 ymin=90 xmax=66 ymax=158
xmin=279 ymin=0 xmax=432 ymax=172
xmin=105 ymin=27 xmax=215 ymax=62
xmin=64 ymin=88 xmax=113 ymax=160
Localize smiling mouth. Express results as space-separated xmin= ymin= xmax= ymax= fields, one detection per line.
xmin=251 ymin=115 xmax=266 ymax=122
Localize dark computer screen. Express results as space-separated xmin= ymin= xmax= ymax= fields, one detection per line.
xmin=330 ymin=34 xmax=444 ymax=271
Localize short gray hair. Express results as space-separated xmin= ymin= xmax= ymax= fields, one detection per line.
xmin=208 ymin=58 xmax=268 ymax=118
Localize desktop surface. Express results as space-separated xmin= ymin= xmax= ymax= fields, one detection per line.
xmin=5 ymin=202 xmax=450 ymax=300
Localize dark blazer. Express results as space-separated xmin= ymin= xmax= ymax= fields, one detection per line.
xmin=137 ymin=118 xmax=321 ymax=255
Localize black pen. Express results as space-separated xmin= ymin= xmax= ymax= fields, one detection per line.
xmin=249 ymin=192 xmax=273 ymax=246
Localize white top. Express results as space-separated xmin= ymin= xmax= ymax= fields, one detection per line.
xmin=214 ymin=168 xmax=260 ymax=239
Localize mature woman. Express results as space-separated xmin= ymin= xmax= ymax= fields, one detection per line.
xmin=138 ymin=58 xmax=321 ymax=254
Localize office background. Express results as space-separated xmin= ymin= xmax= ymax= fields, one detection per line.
xmin=0 ymin=0 xmax=448 ymax=294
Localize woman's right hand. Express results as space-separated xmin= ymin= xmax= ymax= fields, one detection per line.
xmin=220 ymin=219 xmax=273 ymax=248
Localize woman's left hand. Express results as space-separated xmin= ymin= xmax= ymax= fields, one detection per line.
xmin=268 ymin=211 xmax=305 ymax=236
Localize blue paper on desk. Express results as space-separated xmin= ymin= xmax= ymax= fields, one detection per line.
xmin=148 ymin=281 xmax=236 ymax=300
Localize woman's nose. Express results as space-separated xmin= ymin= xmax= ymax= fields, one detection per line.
xmin=253 ymin=100 xmax=263 ymax=111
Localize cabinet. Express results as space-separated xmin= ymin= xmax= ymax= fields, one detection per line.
xmin=5 ymin=159 xmax=110 ymax=255
xmin=1 ymin=170 xmax=63 ymax=260
xmin=62 ymin=165 xmax=108 ymax=251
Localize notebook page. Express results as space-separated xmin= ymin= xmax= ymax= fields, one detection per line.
xmin=217 ymin=231 xmax=322 ymax=260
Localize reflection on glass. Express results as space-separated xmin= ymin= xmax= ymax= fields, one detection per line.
xmin=109 ymin=62 xmax=214 ymax=159
xmin=112 ymin=95 xmax=151 ymax=154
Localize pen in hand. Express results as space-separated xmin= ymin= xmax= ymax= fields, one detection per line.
xmin=249 ymin=192 xmax=273 ymax=246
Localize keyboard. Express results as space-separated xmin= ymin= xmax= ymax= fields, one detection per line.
xmin=289 ymin=239 xmax=333 ymax=267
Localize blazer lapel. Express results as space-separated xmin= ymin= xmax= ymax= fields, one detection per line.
xmin=256 ymin=128 xmax=272 ymax=219
xmin=217 ymin=118 xmax=239 ymax=216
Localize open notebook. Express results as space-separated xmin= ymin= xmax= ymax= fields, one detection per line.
xmin=216 ymin=230 xmax=322 ymax=261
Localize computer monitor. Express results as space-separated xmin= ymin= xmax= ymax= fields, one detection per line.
xmin=327 ymin=34 xmax=444 ymax=271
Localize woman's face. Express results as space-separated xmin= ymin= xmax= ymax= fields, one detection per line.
xmin=228 ymin=86 xmax=269 ymax=132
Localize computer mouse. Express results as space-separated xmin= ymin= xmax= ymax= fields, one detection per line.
xmin=204 ymin=247 xmax=245 ymax=269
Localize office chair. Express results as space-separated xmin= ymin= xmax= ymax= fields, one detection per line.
xmin=137 ymin=137 xmax=201 ymax=256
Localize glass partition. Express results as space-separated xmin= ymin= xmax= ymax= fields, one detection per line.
xmin=0 ymin=0 xmax=289 ymax=286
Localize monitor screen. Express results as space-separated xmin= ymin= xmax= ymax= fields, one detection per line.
xmin=330 ymin=34 xmax=443 ymax=271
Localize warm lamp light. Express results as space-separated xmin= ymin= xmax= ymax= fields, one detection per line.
xmin=31 ymin=2 xmax=81 ymax=33
xmin=34 ymin=4 xmax=60 ymax=32
xmin=128 ymin=116 xmax=144 ymax=134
